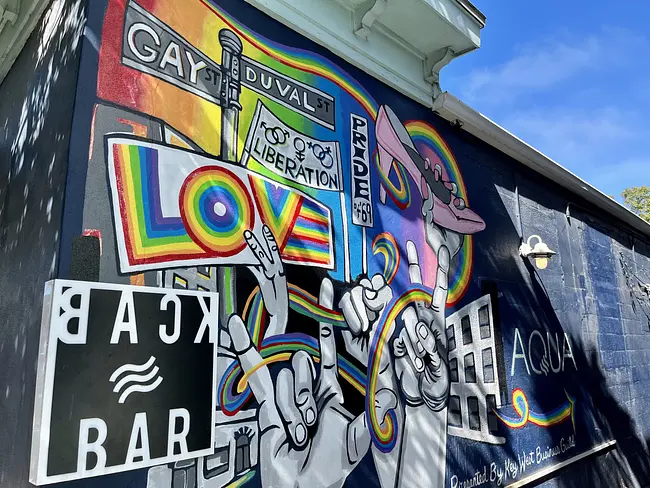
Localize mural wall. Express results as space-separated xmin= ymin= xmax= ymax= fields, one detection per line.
xmin=41 ymin=0 xmax=634 ymax=487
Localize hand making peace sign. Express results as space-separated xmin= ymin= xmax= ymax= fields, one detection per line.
xmin=227 ymin=278 xmax=377 ymax=488
xmin=243 ymin=225 xmax=289 ymax=337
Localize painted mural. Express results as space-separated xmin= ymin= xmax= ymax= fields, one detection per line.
xmin=64 ymin=0 xmax=606 ymax=486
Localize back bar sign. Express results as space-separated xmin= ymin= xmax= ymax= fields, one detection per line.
xmin=30 ymin=280 xmax=219 ymax=485
xmin=121 ymin=1 xmax=336 ymax=129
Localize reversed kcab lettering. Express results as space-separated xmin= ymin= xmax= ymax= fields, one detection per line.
xmin=31 ymin=280 xmax=218 ymax=485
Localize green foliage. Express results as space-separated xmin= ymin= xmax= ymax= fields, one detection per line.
xmin=622 ymin=186 xmax=650 ymax=222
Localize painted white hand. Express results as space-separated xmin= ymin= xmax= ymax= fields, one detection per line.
xmin=422 ymin=194 xmax=463 ymax=259
xmin=393 ymin=241 xmax=450 ymax=411
xmin=339 ymin=273 xmax=393 ymax=364
xmin=244 ymin=224 xmax=289 ymax=337
xmin=228 ymin=278 xmax=370 ymax=488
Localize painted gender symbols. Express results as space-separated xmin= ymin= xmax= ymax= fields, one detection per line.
xmin=180 ymin=166 xmax=255 ymax=256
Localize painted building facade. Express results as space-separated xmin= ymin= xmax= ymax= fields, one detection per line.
xmin=2 ymin=1 xmax=650 ymax=488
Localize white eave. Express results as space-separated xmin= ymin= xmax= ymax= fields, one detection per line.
xmin=432 ymin=92 xmax=650 ymax=238
xmin=0 ymin=0 xmax=51 ymax=85
xmin=244 ymin=0 xmax=485 ymax=107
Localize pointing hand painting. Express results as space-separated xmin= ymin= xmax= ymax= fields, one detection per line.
xmin=227 ymin=278 xmax=370 ymax=488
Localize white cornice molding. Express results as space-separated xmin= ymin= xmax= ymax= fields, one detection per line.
xmin=0 ymin=4 xmax=19 ymax=28
xmin=433 ymin=92 xmax=650 ymax=237
xmin=244 ymin=0 xmax=484 ymax=107
xmin=0 ymin=0 xmax=51 ymax=85
xmin=353 ymin=0 xmax=387 ymax=40
xmin=425 ymin=46 xmax=455 ymax=98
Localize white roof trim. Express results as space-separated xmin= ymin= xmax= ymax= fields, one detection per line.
xmin=432 ymin=92 xmax=650 ymax=237
xmin=244 ymin=0 xmax=484 ymax=107
xmin=0 ymin=0 xmax=52 ymax=85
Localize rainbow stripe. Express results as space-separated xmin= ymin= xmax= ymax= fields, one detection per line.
xmin=283 ymin=198 xmax=332 ymax=266
xmin=224 ymin=469 xmax=255 ymax=488
xmin=201 ymin=0 xmax=378 ymax=120
xmin=373 ymin=151 xmax=412 ymax=210
xmin=288 ymin=284 xmax=346 ymax=326
xmin=366 ymin=285 xmax=434 ymax=452
xmin=219 ymin=333 xmax=366 ymax=416
xmin=111 ymin=143 xmax=205 ymax=266
xmin=372 ymin=232 xmax=400 ymax=285
xmin=405 ymin=121 xmax=473 ymax=306
xmin=496 ymin=389 xmax=576 ymax=431
xmin=247 ymin=289 xmax=266 ymax=347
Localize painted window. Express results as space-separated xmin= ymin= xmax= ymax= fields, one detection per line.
xmin=197 ymin=266 xmax=211 ymax=278
xmin=235 ymin=434 xmax=252 ymax=474
xmin=462 ymin=316 xmax=472 ymax=345
xmin=464 ymin=352 xmax=476 ymax=383
xmin=486 ymin=394 xmax=499 ymax=433
xmin=450 ymin=358 xmax=459 ymax=382
xmin=204 ymin=445 xmax=229 ymax=478
xmin=449 ymin=395 xmax=462 ymax=427
xmin=482 ymin=348 xmax=494 ymax=383
xmin=479 ymin=305 xmax=491 ymax=339
xmin=447 ymin=324 xmax=456 ymax=352
xmin=173 ymin=274 xmax=188 ymax=289
xmin=468 ymin=396 xmax=480 ymax=431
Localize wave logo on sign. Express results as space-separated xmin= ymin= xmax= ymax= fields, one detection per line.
xmin=109 ymin=356 xmax=163 ymax=404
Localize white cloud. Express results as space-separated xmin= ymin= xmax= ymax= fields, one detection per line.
xmin=446 ymin=26 xmax=650 ymax=196
xmin=502 ymin=106 xmax=641 ymax=156
xmin=455 ymin=28 xmax=645 ymax=104
xmin=588 ymin=159 xmax=650 ymax=197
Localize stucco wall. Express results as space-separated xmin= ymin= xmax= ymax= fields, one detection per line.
xmin=15 ymin=0 xmax=650 ymax=487
xmin=0 ymin=0 xmax=86 ymax=487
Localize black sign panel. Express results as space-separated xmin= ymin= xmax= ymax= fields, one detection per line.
xmin=30 ymin=280 xmax=218 ymax=485
xmin=122 ymin=1 xmax=223 ymax=105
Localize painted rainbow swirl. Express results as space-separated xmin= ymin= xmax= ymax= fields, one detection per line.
xmin=366 ymin=285 xmax=433 ymax=452
xmin=372 ymin=232 xmax=400 ymax=285
xmin=180 ymin=166 xmax=255 ymax=256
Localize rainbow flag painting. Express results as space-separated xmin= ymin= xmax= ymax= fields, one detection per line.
xmin=107 ymin=136 xmax=333 ymax=272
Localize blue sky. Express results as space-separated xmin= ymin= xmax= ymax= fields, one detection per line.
xmin=443 ymin=0 xmax=650 ymax=200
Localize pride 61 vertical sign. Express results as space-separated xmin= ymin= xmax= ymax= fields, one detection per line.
xmin=30 ymin=280 xmax=219 ymax=485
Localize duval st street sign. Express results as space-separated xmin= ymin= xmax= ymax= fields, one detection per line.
xmin=240 ymin=57 xmax=335 ymax=129
xmin=122 ymin=1 xmax=335 ymax=129
xmin=30 ymin=280 xmax=219 ymax=485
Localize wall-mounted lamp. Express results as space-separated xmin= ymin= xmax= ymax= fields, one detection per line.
xmin=519 ymin=235 xmax=556 ymax=270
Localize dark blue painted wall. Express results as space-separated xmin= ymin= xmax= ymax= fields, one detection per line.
xmin=0 ymin=1 xmax=87 ymax=487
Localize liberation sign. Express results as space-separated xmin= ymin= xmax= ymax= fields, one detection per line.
xmin=30 ymin=280 xmax=218 ymax=485
xmin=243 ymin=101 xmax=342 ymax=191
